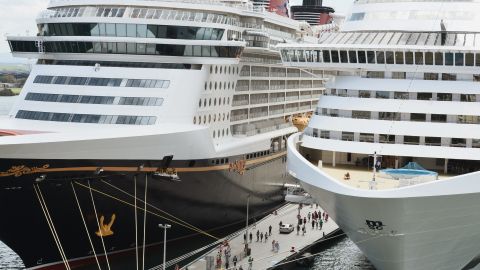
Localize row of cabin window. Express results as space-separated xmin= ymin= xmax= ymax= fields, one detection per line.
xmin=316 ymin=108 xmax=480 ymax=124
xmin=327 ymin=89 xmax=479 ymax=102
xmin=209 ymin=65 xmax=239 ymax=75
xmin=282 ymin=49 xmax=480 ymax=67
xmin=246 ymin=150 xmax=270 ymax=160
xmin=25 ymin=93 xmax=164 ymax=106
xmin=33 ymin=75 xmax=170 ymax=88
xmin=212 ymin=128 xmax=230 ymax=139
xmin=199 ymin=97 xmax=231 ymax=108
xmin=211 ymin=158 xmax=230 ymax=165
xmin=193 ymin=113 xmax=230 ymax=125
xmin=40 ymin=60 xmax=196 ymax=70
xmin=306 ymin=128 xmax=480 ymax=148
xmin=9 ymin=40 xmax=243 ymax=58
xmin=16 ymin=110 xmax=157 ymax=125
xmin=39 ymin=23 xmax=224 ymax=41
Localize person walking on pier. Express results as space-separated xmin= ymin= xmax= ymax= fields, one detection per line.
xmin=269 ymin=225 xmax=272 ymax=236
xmin=271 ymin=240 xmax=275 ymax=251
xmin=260 ymin=232 xmax=264 ymax=242
xmin=296 ymin=224 xmax=300 ymax=235
xmin=265 ymin=232 xmax=268 ymax=242
xmin=275 ymin=241 xmax=280 ymax=253
xmin=256 ymin=230 xmax=260 ymax=242
xmin=308 ymin=212 xmax=311 ymax=222
xmin=303 ymin=217 xmax=307 ymax=225
xmin=319 ymin=218 xmax=323 ymax=230
xmin=233 ymin=255 xmax=238 ymax=268
xmin=302 ymin=225 xmax=306 ymax=236
xmin=311 ymin=219 xmax=315 ymax=230
xmin=248 ymin=257 xmax=254 ymax=270
xmin=249 ymin=232 xmax=253 ymax=243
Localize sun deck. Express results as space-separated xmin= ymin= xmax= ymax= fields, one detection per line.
xmin=316 ymin=164 xmax=454 ymax=190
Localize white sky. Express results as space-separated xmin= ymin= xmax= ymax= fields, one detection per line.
xmin=0 ymin=0 xmax=354 ymax=53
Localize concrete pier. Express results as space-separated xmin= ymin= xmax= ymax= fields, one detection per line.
xmin=185 ymin=203 xmax=339 ymax=270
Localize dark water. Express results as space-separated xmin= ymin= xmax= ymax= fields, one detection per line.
xmin=311 ymin=237 xmax=375 ymax=270
xmin=0 ymin=236 xmax=374 ymax=270
xmin=0 ymin=97 xmax=374 ymax=269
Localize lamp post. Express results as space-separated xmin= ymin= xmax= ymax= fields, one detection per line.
xmin=244 ymin=194 xmax=250 ymax=255
xmin=159 ymin=224 xmax=171 ymax=270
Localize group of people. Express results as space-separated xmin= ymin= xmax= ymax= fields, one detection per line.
xmin=254 ymin=225 xmax=272 ymax=243
xmin=215 ymin=241 xmax=233 ymax=269
xmin=296 ymin=205 xmax=329 ymax=236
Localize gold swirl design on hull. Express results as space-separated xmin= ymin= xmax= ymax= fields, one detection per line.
xmin=0 ymin=164 xmax=50 ymax=177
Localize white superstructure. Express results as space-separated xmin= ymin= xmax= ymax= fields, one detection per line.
xmin=281 ymin=0 xmax=480 ymax=269
xmin=4 ymin=0 xmax=326 ymax=160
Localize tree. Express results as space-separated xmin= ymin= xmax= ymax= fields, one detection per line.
xmin=0 ymin=74 xmax=16 ymax=83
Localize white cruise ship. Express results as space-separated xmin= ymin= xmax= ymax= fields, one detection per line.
xmin=0 ymin=0 xmax=333 ymax=269
xmin=281 ymin=0 xmax=480 ymax=269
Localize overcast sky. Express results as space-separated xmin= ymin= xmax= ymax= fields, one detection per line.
xmin=0 ymin=0 xmax=354 ymax=53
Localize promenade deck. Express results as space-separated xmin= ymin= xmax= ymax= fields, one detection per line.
xmin=185 ymin=203 xmax=339 ymax=270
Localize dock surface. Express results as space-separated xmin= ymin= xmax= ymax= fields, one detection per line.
xmin=186 ymin=203 xmax=338 ymax=270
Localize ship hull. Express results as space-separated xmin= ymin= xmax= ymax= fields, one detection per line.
xmin=0 ymin=153 xmax=291 ymax=269
xmin=287 ymin=133 xmax=480 ymax=270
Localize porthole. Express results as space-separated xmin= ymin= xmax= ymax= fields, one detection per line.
xmin=204 ymin=82 xmax=207 ymax=90
xmin=193 ymin=117 xmax=196 ymax=124
xmin=209 ymin=82 xmax=212 ymax=90
xmin=223 ymin=113 xmax=226 ymax=121
xmin=199 ymin=99 xmax=202 ymax=107
xmin=228 ymin=66 xmax=231 ymax=74
xmin=204 ymin=99 xmax=207 ymax=107
xmin=223 ymin=97 xmax=226 ymax=105
xmin=214 ymin=98 xmax=217 ymax=106
xmin=203 ymin=115 xmax=206 ymax=124
xmin=222 ymin=129 xmax=225 ymax=136
xmin=220 ymin=66 xmax=223 ymax=74
xmin=215 ymin=66 xmax=218 ymax=74
xmin=209 ymin=98 xmax=212 ymax=106
xmin=227 ymin=97 xmax=230 ymax=105
xmin=223 ymin=82 xmax=226 ymax=90
xmin=213 ymin=131 xmax=216 ymax=138
xmin=214 ymin=114 xmax=217 ymax=122
xmin=218 ymin=113 xmax=221 ymax=120
xmin=210 ymin=66 xmax=213 ymax=73
xmin=227 ymin=113 xmax=230 ymax=120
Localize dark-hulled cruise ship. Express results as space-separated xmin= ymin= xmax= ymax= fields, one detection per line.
xmin=1 ymin=0 xmax=334 ymax=268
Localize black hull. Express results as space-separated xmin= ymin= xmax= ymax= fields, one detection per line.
xmin=0 ymin=153 xmax=292 ymax=269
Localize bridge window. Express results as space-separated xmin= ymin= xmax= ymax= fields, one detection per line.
xmin=455 ymin=53 xmax=464 ymax=66
xmin=367 ymin=51 xmax=375 ymax=64
xmin=358 ymin=51 xmax=366 ymax=63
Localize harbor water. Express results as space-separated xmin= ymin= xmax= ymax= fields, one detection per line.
xmin=0 ymin=96 xmax=374 ymax=270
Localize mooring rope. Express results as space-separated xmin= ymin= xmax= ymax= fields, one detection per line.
xmin=88 ymin=180 xmax=111 ymax=270
xmin=70 ymin=181 xmax=102 ymax=270
xmin=33 ymin=184 xmax=71 ymax=270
